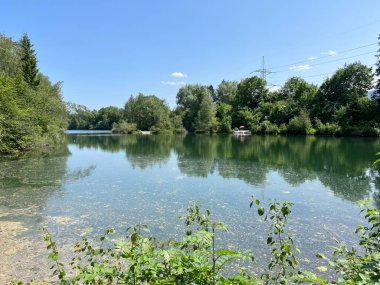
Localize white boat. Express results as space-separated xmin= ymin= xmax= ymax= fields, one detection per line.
xmin=233 ymin=130 xmax=252 ymax=136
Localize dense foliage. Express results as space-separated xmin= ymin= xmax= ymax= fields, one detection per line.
xmin=0 ymin=34 xmax=67 ymax=155
xmin=74 ymin=62 xmax=379 ymax=136
xmin=67 ymin=103 xmax=123 ymax=130
xmin=19 ymin=34 xmax=40 ymax=87
xmin=124 ymin=93 xmax=172 ymax=133
xmin=175 ymin=84 xmax=217 ymax=133
xmin=67 ymin=35 xmax=380 ymax=136
xmin=373 ymin=35 xmax=380 ymax=124
xmin=3 ymin=32 xmax=379 ymax=154
xmin=68 ymin=94 xmax=173 ymax=133
xmin=187 ymin=62 xmax=378 ymax=135
xmin=13 ymin=196 xmax=380 ymax=284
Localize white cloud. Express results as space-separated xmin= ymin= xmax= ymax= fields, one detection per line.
xmin=307 ymin=56 xmax=317 ymax=60
xmin=321 ymin=50 xmax=337 ymax=56
xmin=161 ymin=81 xmax=186 ymax=86
xmin=290 ymin=64 xmax=311 ymax=71
xmin=171 ymin=72 xmax=187 ymax=78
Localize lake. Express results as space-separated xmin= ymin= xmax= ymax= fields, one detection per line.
xmin=1 ymin=133 xmax=379 ymax=282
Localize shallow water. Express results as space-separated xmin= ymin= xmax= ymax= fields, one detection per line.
xmin=1 ymin=133 xmax=379 ymax=282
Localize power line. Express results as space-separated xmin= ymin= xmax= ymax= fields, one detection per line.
xmin=302 ymin=72 xmax=333 ymax=79
xmin=274 ymin=50 xmax=377 ymax=74
xmin=208 ymin=19 xmax=380 ymax=83
xmin=247 ymin=45 xmax=377 ymax=80
xmin=273 ymin=64 xmax=378 ymax=90
xmin=268 ymin=42 xmax=377 ymax=71
xmin=302 ymin=64 xmax=377 ymax=79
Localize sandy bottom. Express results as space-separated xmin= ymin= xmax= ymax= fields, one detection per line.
xmin=0 ymin=216 xmax=83 ymax=285
xmin=0 ymin=221 xmax=51 ymax=284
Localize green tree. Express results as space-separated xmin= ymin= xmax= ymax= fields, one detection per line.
xmin=312 ymin=62 xmax=373 ymax=123
xmin=176 ymin=84 xmax=214 ymax=132
xmin=216 ymin=103 xmax=232 ymax=133
xmin=93 ymin=106 xmax=123 ymax=130
xmin=234 ymin=76 xmax=268 ymax=110
xmin=66 ymin=102 xmax=95 ymax=130
xmin=0 ymin=34 xmax=67 ymax=155
xmin=281 ymin=77 xmax=316 ymax=111
xmin=258 ymin=77 xmax=317 ymax=127
xmin=208 ymin=84 xmax=216 ymax=101
xmin=34 ymin=74 xmax=67 ymax=142
xmin=0 ymin=74 xmax=35 ymax=153
xmin=216 ymin=80 xmax=238 ymax=104
xmin=20 ymin=33 xmax=40 ymax=87
xmin=373 ymin=34 xmax=380 ymax=101
xmin=233 ymin=106 xmax=260 ymax=129
xmin=170 ymin=108 xmax=185 ymax=133
xmin=193 ymin=93 xmax=218 ymax=133
xmin=0 ymin=34 xmax=21 ymax=76
xmin=125 ymin=93 xmax=172 ymax=131
xmin=373 ymin=34 xmax=380 ymax=122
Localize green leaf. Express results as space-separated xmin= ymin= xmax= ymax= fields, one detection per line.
xmin=131 ymin=233 xmax=138 ymax=245
xmin=216 ymin=249 xmax=239 ymax=256
xmin=317 ymin=266 xmax=328 ymax=272
xmin=48 ymin=252 xmax=59 ymax=261
xmin=316 ymin=253 xmax=326 ymax=259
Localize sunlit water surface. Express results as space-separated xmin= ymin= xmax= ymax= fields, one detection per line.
xmin=1 ymin=133 xmax=379 ymax=282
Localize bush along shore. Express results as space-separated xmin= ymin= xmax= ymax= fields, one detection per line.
xmin=11 ymin=196 xmax=380 ymax=285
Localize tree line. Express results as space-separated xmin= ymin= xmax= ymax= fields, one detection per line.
xmin=169 ymin=59 xmax=379 ymax=135
xmin=0 ymin=33 xmax=67 ymax=155
xmin=1 ymin=32 xmax=380 ymax=155
xmin=69 ymin=36 xmax=380 ymax=136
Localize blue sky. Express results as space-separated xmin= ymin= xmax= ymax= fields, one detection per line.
xmin=1 ymin=0 xmax=379 ymax=109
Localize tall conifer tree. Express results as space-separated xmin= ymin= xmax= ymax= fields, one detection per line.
xmin=20 ymin=33 xmax=40 ymax=87
xmin=374 ymin=34 xmax=380 ymax=101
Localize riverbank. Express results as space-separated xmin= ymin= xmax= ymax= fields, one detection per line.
xmin=70 ymin=128 xmax=380 ymax=137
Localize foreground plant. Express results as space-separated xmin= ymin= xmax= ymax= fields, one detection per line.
xmin=250 ymin=198 xmax=300 ymax=285
xmin=13 ymin=202 xmax=256 ymax=285
xmin=297 ymin=198 xmax=380 ymax=285
xmin=12 ymin=197 xmax=380 ymax=285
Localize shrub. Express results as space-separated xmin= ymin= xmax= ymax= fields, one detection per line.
xmin=344 ymin=121 xmax=380 ymax=137
xmin=279 ymin=123 xmax=288 ymax=134
xmin=112 ymin=120 xmax=138 ymax=134
xmin=218 ymin=118 xmax=232 ymax=133
xmin=259 ymin=121 xmax=280 ymax=134
xmin=315 ymin=119 xmax=342 ymax=135
xmin=287 ymin=111 xmax=312 ymax=134
xmin=307 ymin=127 xmax=316 ymax=135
